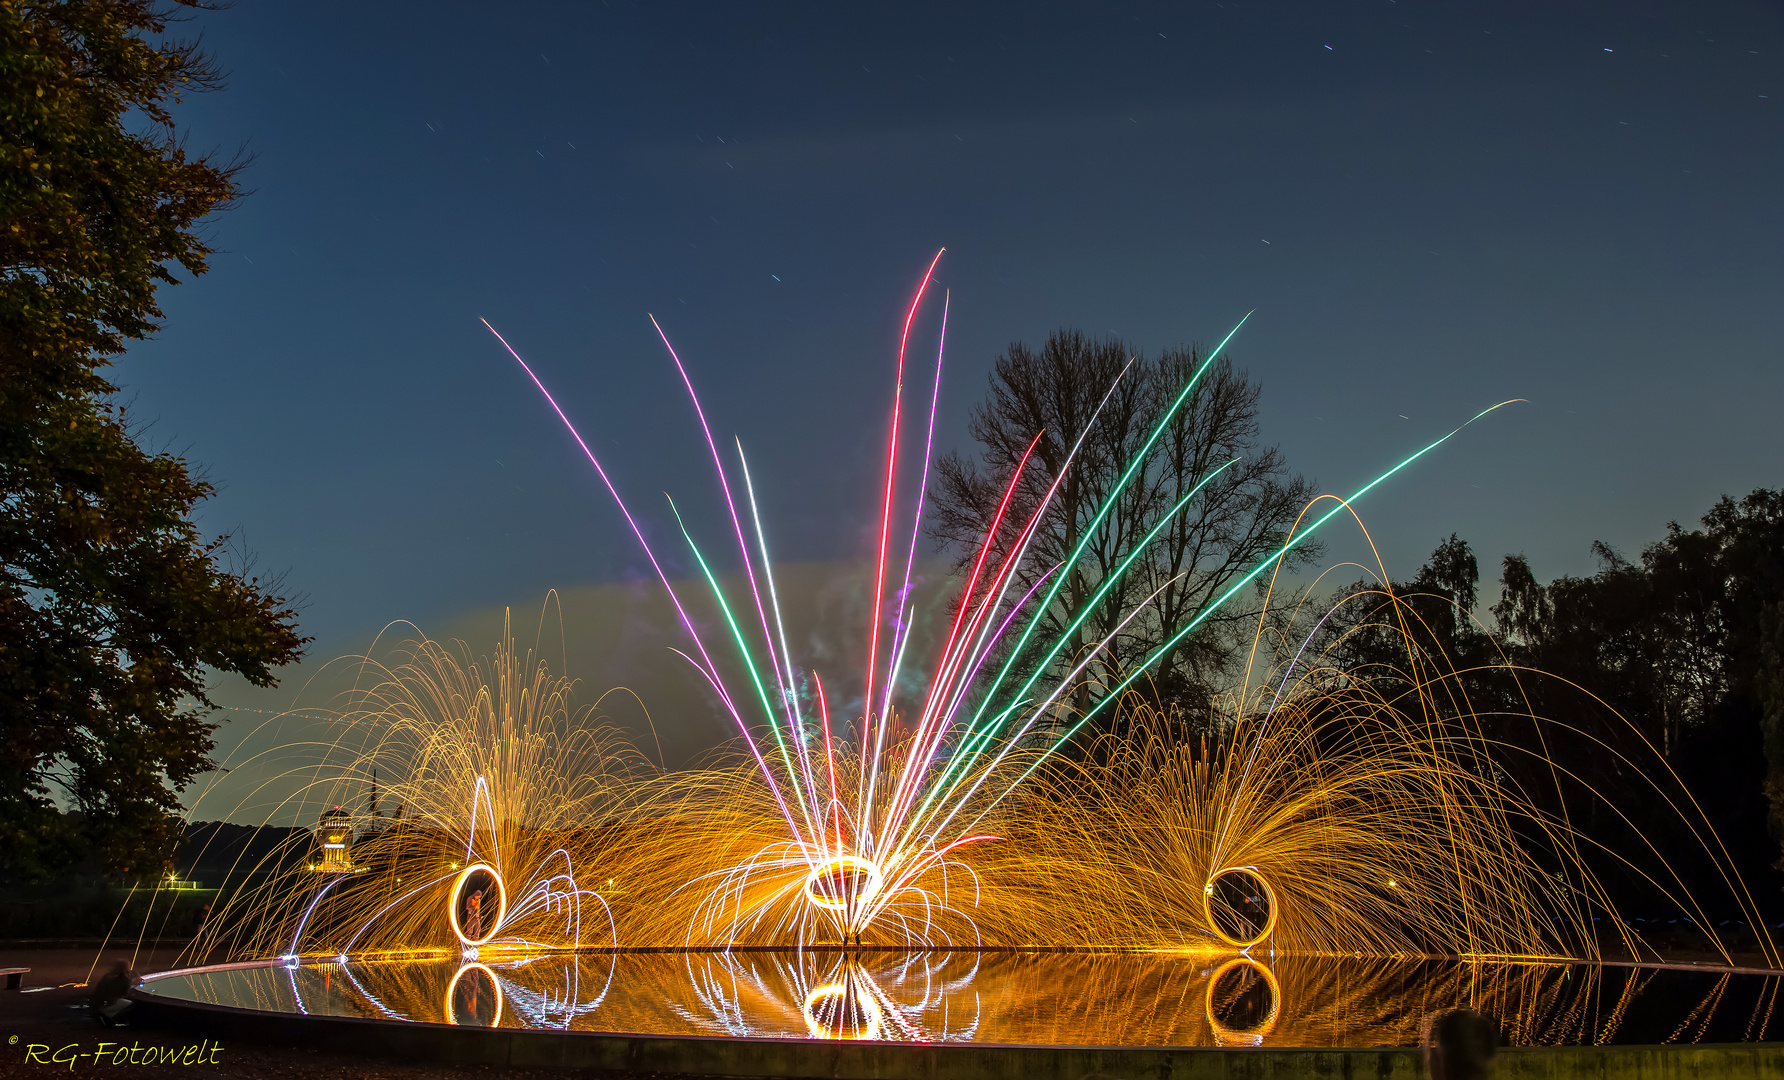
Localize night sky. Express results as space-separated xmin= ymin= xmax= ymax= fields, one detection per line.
xmin=124 ymin=3 xmax=1783 ymax=812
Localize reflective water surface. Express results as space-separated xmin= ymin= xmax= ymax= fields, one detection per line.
xmin=143 ymin=950 xmax=1782 ymax=1047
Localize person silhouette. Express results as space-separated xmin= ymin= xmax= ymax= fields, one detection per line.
xmin=89 ymin=960 xmax=138 ymax=1027
xmin=465 ymin=887 xmax=483 ymax=941
xmin=1424 ymin=1008 xmax=1498 ymax=1080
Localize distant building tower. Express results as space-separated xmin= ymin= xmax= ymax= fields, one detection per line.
xmin=315 ymin=806 xmax=354 ymax=872
xmin=358 ymin=770 xmax=398 ymax=838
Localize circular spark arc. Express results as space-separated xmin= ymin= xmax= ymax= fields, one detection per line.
xmin=1204 ymin=866 xmax=1278 ymax=949
xmin=449 ymin=863 xmax=508 ymax=947
xmin=444 ymin=962 xmax=504 ymax=1027
xmin=803 ymin=855 xmax=886 ymax=917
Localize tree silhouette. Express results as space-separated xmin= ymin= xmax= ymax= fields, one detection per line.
xmin=1327 ymin=492 xmax=1784 ymax=910
xmin=928 ymin=330 xmax=1317 ymax=727
xmin=1491 ymin=490 xmax=1784 ymax=877
xmin=1 ymin=0 xmax=306 ymax=880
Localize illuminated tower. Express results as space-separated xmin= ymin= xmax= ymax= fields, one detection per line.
xmin=315 ymin=806 xmax=354 ymax=872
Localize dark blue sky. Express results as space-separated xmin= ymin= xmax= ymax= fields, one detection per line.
xmin=122 ymin=2 xmax=1781 ymax=755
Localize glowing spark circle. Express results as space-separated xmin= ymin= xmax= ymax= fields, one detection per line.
xmin=802 ymin=981 xmax=884 ymax=1040
xmin=1202 ymin=866 xmax=1278 ymax=948
xmin=802 ymin=856 xmax=885 ymax=913
xmin=444 ymin=962 xmax=504 ymax=1027
xmin=448 ymin=863 xmax=507 ymax=947
xmin=1205 ymin=957 xmax=1281 ymax=1045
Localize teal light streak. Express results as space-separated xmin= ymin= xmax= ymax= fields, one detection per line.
xmin=737 ymin=440 xmax=823 ymax=826
xmin=893 ymin=456 xmax=1241 ymax=851
xmin=666 ymin=496 xmax=819 ymax=847
xmin=958 ymin=315 xmax=1249 ymax=735
xmin=962 ymin=400 xmax=1524 ymax=831
xmin=897 ymin=316 xmax=1251 ymax=836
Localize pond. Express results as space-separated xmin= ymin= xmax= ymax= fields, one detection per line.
xmin=141 ymin=949 xmax=1780 ymax=1047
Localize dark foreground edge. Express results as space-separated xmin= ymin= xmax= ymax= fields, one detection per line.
xmin=130 ymin=969 xmax=1784 ymax=1080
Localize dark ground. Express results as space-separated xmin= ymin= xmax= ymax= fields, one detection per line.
xmin=0 ymin=947 xmax=686 ymax=1079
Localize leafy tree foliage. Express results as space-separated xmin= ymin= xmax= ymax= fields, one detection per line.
xmin=928 ymin=330 xmax=1317 ymax=726
xmin=1493 ymin=492 xmax=1783 ymax=755
xmin=1322 ymin=492 xmax=1784 ymax=916
xmin=1493 ymin=490 xmax=1784 ymax=875
xmin=1 ymin=0 xmax=306 ymax=880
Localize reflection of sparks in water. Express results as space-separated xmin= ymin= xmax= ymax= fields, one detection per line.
xmin=803 ymin=978 xmax=885 ymax=1041
xmin=1205 ymin=957 xmax=1280 ymax=1046
xmin=684 ymin=950 xmax=975 ymax=1042
xmin=149 ymin=949 xmax=1782 ymax=1047
xmin=445 ymin=962 xmax=503 ymax=1027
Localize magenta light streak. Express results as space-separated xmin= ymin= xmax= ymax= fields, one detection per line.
xmin=917 ymin=431 xmax=1044 ymax=720
xmin=481 ymin=319 xmax=804 ymax=842
xmin=649 ymin=314 xmax=820 ymax=842
xmin=859 ymin=247 xmax=945 ymax=855
xmin=909 ymin=434 xmax=1069 ymax=764
xmin=880 ymin=564 xmax=1060 ymax=853
xmin=888 ymin=352 xmax=1147 ymax=854
xmin=878 ymin=290 xmax=951 ymax=724
xmin=648 ymin=317 xmax=797 ymax=733
xmin=876 ymin=433 xmax=1044 ymax=846
xmin=881 ymin=405 xmax=1127 ymax=858
xmin=887 ymin=515 xmax=1063 ymax=843
xmin=934 ymin=566 xmax=1061 ymax=739
xmin=914 ymin=351 xmax=1138 ymax=766
xmin=814 ymin=669 xmax=842 ymax=857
